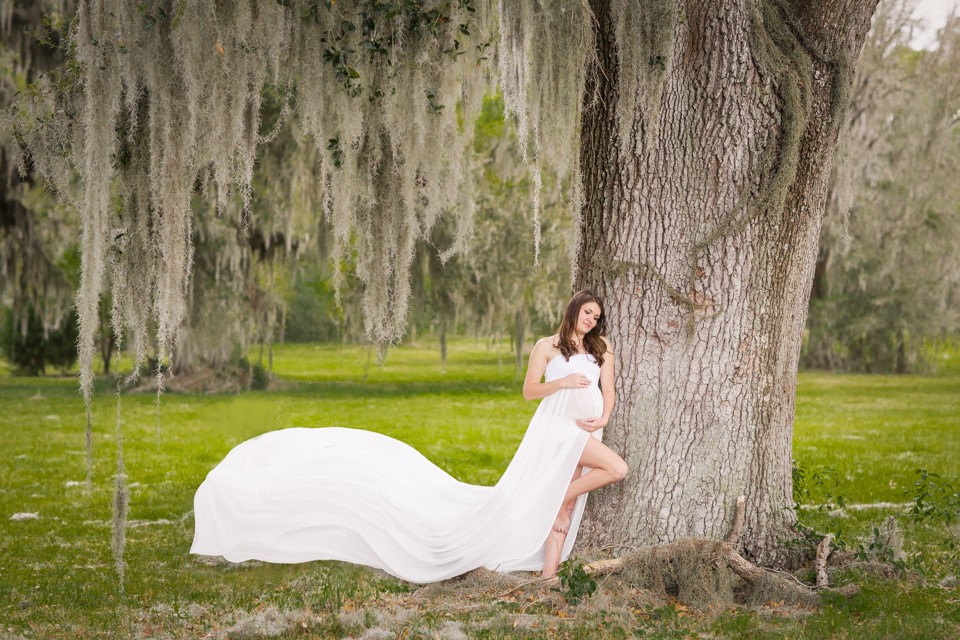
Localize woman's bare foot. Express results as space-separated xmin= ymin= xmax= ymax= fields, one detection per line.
xmin=552 ymin=502 xmax=573 ymax=533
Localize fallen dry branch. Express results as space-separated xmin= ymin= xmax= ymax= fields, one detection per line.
xmin=720 ymin=543 xmax=768 ymax=585
xmin=493 ymin=576 xmax=556 ymax=599
xmin=582 ymin=558 xmax=623 ymax=576
xmin=816 ymin=534 xmax=834 ymax=589
xmin=494 ymin=538 xmax=860 ymax=610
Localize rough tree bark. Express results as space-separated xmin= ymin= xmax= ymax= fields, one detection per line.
xmin=575 ymin=0 xmax=878 ymax=565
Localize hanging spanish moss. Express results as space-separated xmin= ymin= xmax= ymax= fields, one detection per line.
xmin=7 ymin=0 xmax=610 ymax=584
xmin=807 ymin=1 xmax=960 ymax=372
xmin=5 ymin=0 xmax=632 ymax=415
xmin=10 ymin=0 xmax=503 ymax=406
xmin=610 ymin=0 xmax=676 ymax=151
xmin=496 ymin=0 xmax=594 ymax=268
xmin=1 ymin=1 xmax=87 ymax=481
xmin=0 ymin=2 xmax=78 ymax=335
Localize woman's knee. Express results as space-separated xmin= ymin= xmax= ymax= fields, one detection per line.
xmin=582 ymin=438 xmax=628 ymax=481
xmin=609 ymin=456 xmax=628 ymax=482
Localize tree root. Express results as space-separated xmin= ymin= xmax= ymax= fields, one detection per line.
xmin=579 ymin=538 xmax=859 ymax=604
xmin=491 ymin=537 xmax=864 ymax=607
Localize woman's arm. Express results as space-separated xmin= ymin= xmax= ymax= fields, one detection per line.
xmin=576 ymin=338 xmax=615 ymax=432
xmin=522 ymin=338 xmax=588 ymax=400
xmin=598 ymin=341 xmax=616 ymax=421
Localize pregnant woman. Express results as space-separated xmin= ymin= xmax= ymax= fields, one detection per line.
xmin=191 ymin=290 xmax=628 ymax=581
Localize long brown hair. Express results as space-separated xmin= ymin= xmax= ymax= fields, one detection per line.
xmin=554 ymin=290 xmax=607 ymax=366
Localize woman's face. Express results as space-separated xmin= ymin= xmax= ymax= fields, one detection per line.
xmin=577 ymin=301 xmax=601 ymax=335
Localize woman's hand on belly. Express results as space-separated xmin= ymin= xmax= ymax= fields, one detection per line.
xmin=575 ymin=416 xmax=607 ymax=432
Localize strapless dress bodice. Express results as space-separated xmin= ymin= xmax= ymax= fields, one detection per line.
xmin=544 ymin=353 xmax=600 ymax=386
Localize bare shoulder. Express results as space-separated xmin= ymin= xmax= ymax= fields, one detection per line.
xmin=537 ymin=334 xmax=560 ymax=349
xmin=533 ymin=335 xmax=561 ymax=358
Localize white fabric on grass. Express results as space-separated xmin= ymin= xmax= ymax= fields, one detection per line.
xmin=191 ymin=353 xmax=603 ymax=583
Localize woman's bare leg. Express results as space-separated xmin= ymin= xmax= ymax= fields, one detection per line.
xmin=560 ymin=438 xmax=628 ymax=515
xmin=544 ymin=465 xmax=582 ymax=578
xmin=542 ymin=526 xmax=567 ymax=578
xmin=542 ymin=443 xmax=627 ymax=578
xmin=552 ymin=465 xmax=583 ymax=533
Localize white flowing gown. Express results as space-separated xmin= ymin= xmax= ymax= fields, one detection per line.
xmin=190 ymin=353 xmax=603 ymax=583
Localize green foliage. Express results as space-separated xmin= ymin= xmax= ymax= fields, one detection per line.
xmin=793 ymin=362 xmax=960 ymax=580
xmin=795 ymin=462 xmax=960 ymax=579
xmin=906 ymin=469 xmax=960 ymax=526
xmin=284 ymin=272 xmax=344 ymax=342
xmin=300 ymin=0 xmax=491 ymax=99
xmin=556 ymin=557 xmax=597 ymax=605
xmin=903 ymin=469 xmax=960 ymax=575
xmin=235 ymin=356 xmax=272 ymax=391
xmin=0 ymin=306 xmax=78 ymax=375
xmin=792 ymin=459 xmax=847 ymax=511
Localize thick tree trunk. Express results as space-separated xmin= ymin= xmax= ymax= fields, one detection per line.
xmin=575 ymin=0 xmax=877 ymax=565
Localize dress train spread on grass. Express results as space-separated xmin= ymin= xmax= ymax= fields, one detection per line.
xmin=190 ymin=353 xmax=603 ymax=583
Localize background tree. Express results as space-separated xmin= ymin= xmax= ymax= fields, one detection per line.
xmin=0 ymin=3 xmax=82 ymax=372
xmin=805 ymin=0 xmax=960 ymax=373
xmin=167 ymin=102 xmax=321 ymax=386
xmin=0 ymin=304 xmax=78 ymax=374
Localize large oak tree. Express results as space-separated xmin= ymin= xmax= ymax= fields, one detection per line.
xmin=573 ymin=0 xmax=879 ymax=564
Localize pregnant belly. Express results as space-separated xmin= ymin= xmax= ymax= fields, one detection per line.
xmin=561 ymin=387 xmax=603 ymax=422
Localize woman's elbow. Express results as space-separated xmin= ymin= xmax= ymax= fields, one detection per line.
xmin=522 ymin=385 xmax=536 ymax=401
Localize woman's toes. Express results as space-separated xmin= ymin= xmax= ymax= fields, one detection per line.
xmin=552 ymin=509 xmax=571 ymax=533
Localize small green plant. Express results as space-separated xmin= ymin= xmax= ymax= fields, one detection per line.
xmin=843 ymin=470 xmax=960 ymax=579
xmin=903 ymin=469 xmax=960 ymax=576
xmin=905 ymin=469 xmax=960 ymax=525
xmin=854 ymin=522 xmax=902 ymax=562
xmin=556 ymin=557 xmax=597 ymax=605
xmin=792 ymin=459 xmax=847 ymax=511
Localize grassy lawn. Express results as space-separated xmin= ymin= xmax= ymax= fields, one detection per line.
xmin=1 ymin=340 xmax=958 ymax=639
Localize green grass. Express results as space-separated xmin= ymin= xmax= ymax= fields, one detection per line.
xmin=1 ymin=340 xmax=958 ymax=639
